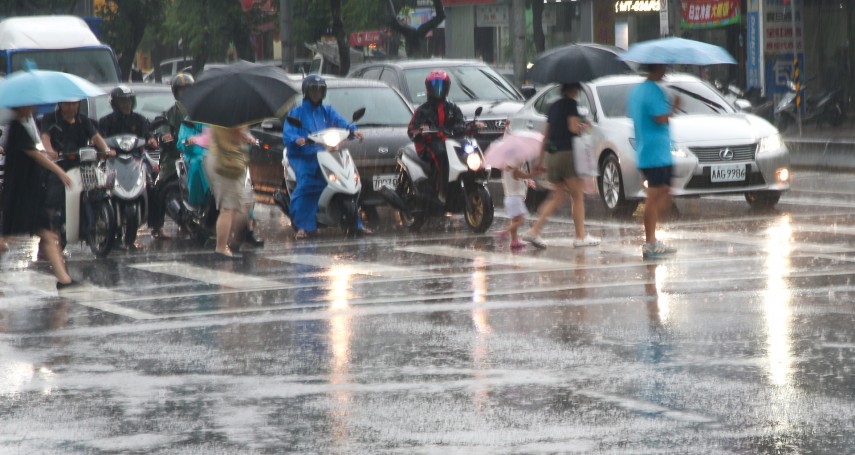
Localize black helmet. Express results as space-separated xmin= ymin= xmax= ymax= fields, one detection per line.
xmin=302 ymin=74 xmax=327 ymax=102
xmin=171 ymin=72 xmax=195 ymax=98
xmin=110 ymin=85 xmax=136 ymax=111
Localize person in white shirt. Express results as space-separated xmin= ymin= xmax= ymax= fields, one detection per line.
xmin=496 ymin=161 xmax=535 ymax=249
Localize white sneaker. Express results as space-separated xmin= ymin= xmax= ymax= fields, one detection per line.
xmin=521 ymin=231 xmax=546 ymax=249
xmin=573 ymin=234 xmax=601 ymax=247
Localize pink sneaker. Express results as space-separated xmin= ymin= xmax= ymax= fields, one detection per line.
xmin=510 ymin=240 xmax=526 ymax=249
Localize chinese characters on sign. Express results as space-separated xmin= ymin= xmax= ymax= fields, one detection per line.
xmin=680 ymin=0 xmax=740 ymax=28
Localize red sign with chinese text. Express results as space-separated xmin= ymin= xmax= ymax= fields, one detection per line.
xmin=350 ymin=30 xmax=383 ymax=48
xmin=680 ymin=0 xmax=740 ymax=28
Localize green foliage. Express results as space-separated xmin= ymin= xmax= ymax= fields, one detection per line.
xmin=97 ymin=0 xmax=166 ymax=78
xmin=164 ymin=0 xmax=249 ymax=68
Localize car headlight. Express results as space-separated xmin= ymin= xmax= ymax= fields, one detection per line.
xmin=758 ymin=133 xmax=784 ymax=154
xmin=466 ymin=153 xmax=483 ymax=171
xmin=671 ymin=142 xmax=689 ymax=158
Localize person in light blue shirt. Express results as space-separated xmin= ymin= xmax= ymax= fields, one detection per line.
xmin=282 ymin=75 xmax=364 ymax=239
xmin=627 ymin=64 xmax=681 ymax=259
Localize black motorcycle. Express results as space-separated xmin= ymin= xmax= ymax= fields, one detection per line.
xmin=774 ymin=78 xmax=845 ymax=132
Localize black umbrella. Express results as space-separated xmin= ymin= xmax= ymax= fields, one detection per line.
xmin=527 ymin=43 xmax=633 ymax=84
xmin=179 ymin=61 xmax=301 ymax=127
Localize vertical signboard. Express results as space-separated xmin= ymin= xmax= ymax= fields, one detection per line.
xmin=660 ymin=0 xmax=669 ymax=36
xmin=746 ymin=0 xmax=762 ymax=89
xmin=764 ymin=0 xmax=803 ymax=97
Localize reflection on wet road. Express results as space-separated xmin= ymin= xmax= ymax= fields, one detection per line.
xmin=2 ymin=170 xmax=855 ymax=453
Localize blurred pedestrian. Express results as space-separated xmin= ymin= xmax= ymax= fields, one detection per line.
xmin=627 ymin=64 xmax=680 ymax=259
xmin=522 ymin=82 xmax=600 ymax=249
xmin=1 ymin=105 xmax=76 ymax=289
xmin=203 ymin=126 xmax=253 ymax=259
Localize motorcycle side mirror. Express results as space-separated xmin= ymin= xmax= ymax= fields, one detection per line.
xmin=286 ymin=116 xmax=303 ymax=128
xmin=520 ymin=85 xmax=536 ymax=100
xmin=352 ymin=107 xmax=366 ymax=122
xmin=262 ymin=118 xmax=283 ymax=130
xmin=474 ymin=106 xmax=483 ymax=118
xmin=734 ymin=99 xmax=752 ymax=111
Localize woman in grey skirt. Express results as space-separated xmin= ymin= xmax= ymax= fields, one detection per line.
xmin=203 ymin=126 xmax=253 ymax=259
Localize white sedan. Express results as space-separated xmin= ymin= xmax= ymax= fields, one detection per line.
xmin=508 ymin=73 xmax=791 ymax=214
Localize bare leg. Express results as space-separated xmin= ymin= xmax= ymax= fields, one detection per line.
xmin=38 ymin=230 xmax=72 ymax=284
xmin=644 ymin=186 xmax=670 ymax=244
xmin=508 ymin=215 xmax=525 ymax=242
xmin=528 ymin=184 xmax=569 ymax=235
xmin=216 ymin=208 xmax=235 ymax=255
xmin=566 ymin=177 xmax=587 ymax=239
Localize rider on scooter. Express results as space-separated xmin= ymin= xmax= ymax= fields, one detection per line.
xmin=407 ymin=70 xmax=468 ymax=201
xmin=40 ymin=100 xmax=113 ymax=233
xmin=98 ymin=86 xmax=156 ymax=148
xmin=282 ymin=74 xmax=366 ymax=240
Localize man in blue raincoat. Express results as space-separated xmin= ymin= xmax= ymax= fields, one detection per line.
xmin=282 ymin=75 xmax=364 ymax=239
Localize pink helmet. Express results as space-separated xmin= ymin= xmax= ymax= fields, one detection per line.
xmin=425 ymin=70 xmax=451 ymax=100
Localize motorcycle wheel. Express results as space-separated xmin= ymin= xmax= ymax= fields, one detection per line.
xmin=88 ymin=201 xmax=116 ymax=258
xmin=463 ymin=185 xmax=494 ymax=233
xmin=397 ymin=172 xmax=425 ymax=232
xmin=340 ymin=197 xmax=360 ymax=237
xmin=123 ymin=203 xmax=139 ymax=247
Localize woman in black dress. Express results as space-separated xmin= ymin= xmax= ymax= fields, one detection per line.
xmin=1 ymin=105 xmax=76 ymax=289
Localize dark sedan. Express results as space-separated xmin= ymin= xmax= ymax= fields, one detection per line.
xmin=249 ymin=78 xmax=414 ymax=207
xmin=347 ymin=59 xmax=526 ymax=149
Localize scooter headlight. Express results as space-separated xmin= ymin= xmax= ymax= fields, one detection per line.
xmin=466 ymin=152 xmax=483 ymax=171
xmin=758 ymin=133 xmax=784 ymax=154
xmin=117 ymin=136 xmax=136 ymax=152
xmin=321 ymin=131 xmax=345 ymax=149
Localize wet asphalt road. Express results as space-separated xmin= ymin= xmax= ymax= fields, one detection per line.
xmin=3 ymin=170 xmax=855 ymax=454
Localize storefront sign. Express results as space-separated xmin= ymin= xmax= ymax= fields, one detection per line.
xmin=763 ymin=1 xmax=803 ymax=56
xmin=443 ymin=0 xmax=495 ymax=6
xmin=350 ymin=30 xmax=382 ymax=48
xmin=746 ymin=11 xmax=761 ymax=89
xmin=680 ymin=0 xmax=740 ymax=28
xmin=476 ymin=4 xmax=509 ymax=27
xmin=614 ymin=0 xmax=660 ymax=13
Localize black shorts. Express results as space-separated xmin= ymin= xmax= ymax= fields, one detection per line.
xmin=640 ymin=166 xmax=673 ymax=188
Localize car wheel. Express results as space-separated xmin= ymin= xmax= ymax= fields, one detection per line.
xmin=745 ymin=190 xmax=781 ymax=210
xmin=598 ymin=154 xmax=638 ymax=216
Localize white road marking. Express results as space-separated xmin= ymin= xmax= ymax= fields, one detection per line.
xmin=396 ymin=245 xmax=573 ymax=269
xmin=129 ymin=262 xmax=283 ymax=290
xmin=267 ymin=254 xmax=437 ymax=278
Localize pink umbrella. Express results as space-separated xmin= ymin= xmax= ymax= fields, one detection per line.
xmin=484 ymin=131 xmax=544 ymax=169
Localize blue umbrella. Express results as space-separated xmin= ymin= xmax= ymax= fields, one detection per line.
xmin=619 ymin=37 xmax=736 ymax=65
xmin=0 ymin=67 xmax=105 ymax=108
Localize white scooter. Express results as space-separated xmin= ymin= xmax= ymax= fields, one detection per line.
xmin=273 ymin=108 xmax=364 ymax=236
xmin=104 ymin=134 xmax=150 ymax=247
xmin=379 ymin=106 xmax=494 ymax=233
xmin=64 ymin=147 xmax=117 ymax=257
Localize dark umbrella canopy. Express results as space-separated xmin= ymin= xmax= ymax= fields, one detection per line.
xmin=527 ymin=43 xmax=633 ymax=84
xmin=179 ymin=61 xmax=300 ymax=127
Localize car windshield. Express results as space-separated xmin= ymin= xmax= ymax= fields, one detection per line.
xmin=92 ymin=91 xmax=175 ymax=122
xmin=596 ymin=80 xmax=735 ymax=118
xmin=326 ymin=86 xmax=412 ymax=127
xmin=403 ymin=66 xmax=521 ymax=104
xmin=10 ymin=49 xmax=119 ymax=84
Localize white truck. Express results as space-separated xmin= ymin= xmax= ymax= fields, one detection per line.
xmin=0 ymin=15 xmax=121 ymax=84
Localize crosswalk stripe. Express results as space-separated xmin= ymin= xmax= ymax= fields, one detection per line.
xmin=129 ymin=262 xmax=283 ymax=290
xmin=0 ymin=271 xmax=154 ymax=320
xmin=267 ymin=254 xmax=438 ymax=278
xmin=396 ymin=245 xmax=573 ymax=269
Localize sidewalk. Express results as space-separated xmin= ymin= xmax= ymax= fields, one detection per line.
xmin=784 ymin=115 xmax=855 ymax=170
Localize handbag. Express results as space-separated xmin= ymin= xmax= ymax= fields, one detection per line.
xmin=573 ymin=132 xmax=598 ymax=177
xmin=215 ymin=145 xmax=248 ymax=179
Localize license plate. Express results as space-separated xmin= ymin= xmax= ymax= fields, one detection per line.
xmin=710 ymin=164 xmax=746 ymax=183
xmin=372 ymin=174 xmax=398 ymax=191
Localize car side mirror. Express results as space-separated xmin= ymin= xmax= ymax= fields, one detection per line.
xmin=734 ymin=99 xmax=752 ymax=112
xmin=521 ymin=85 xmax=536 ymax=100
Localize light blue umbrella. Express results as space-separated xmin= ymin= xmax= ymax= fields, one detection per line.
xmin=0 ymin=66 xmax=105 ymax=108
xmin=619 ymin=37 xmax=736 ymax=65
